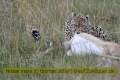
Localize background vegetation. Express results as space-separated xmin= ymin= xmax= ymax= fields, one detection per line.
xmin=0 ymin=0 xmax=120 ymax=80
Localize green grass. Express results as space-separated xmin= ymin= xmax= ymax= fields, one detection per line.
xmin=0 ymin=0 xmax=120 ymax=80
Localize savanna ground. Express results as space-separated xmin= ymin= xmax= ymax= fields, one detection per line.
xmin=0 ymin=0 xmax=120 ymax=80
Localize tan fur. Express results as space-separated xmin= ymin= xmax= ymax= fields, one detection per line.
xmin=64 ymin=33 xmax=120 ymax=60
xmin=79 ymin=33 xmax=120 ymax=56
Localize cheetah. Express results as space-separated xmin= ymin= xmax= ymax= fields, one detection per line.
xmin=63 ymin=20 xmax=75 ymax=41
xmin=63 ymin=12 xmax=107 ymax=42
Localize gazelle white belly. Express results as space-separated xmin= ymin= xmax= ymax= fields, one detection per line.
xmin=67 ymin=34 xmax=103 ymax=56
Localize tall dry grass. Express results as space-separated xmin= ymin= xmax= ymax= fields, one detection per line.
xmin=0 ymin=0 xmax=120 ymax=80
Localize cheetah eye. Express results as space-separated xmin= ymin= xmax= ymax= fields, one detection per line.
xmin=82 ymin=18 xmax=86 ymax=22
xmin=80 ymin=18 xmax=84 ymax=21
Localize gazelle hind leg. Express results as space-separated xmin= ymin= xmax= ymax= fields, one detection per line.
xmin=105 ymin=42 xmax=120 ymax=56
xmin=102 ymin=49 xmax=120 ymax=60
xmin=105 ymin=55 xmax=120 ymax=60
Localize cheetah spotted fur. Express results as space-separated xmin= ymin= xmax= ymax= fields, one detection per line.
xmin=63 ymin=12 xmax=107 ymax=41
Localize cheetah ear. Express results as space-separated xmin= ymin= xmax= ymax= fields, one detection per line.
xmin=86 ymin=15 xmax=91 ymax=25
xmin=86 ymin=15 xmax=89 ymax=20
xmin=72 ymin=12 xmax=76 ymax=17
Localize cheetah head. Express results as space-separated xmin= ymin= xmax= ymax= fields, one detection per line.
xmin=71 ymin=12 xmax=91 ymax=34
